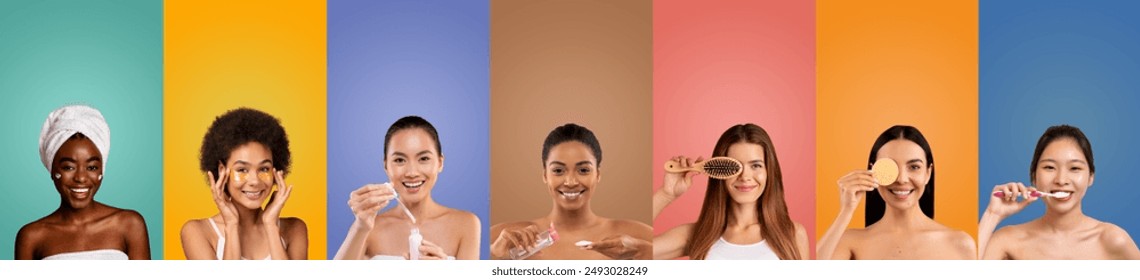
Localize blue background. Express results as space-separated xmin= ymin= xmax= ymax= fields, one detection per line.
xmin=327 ymin=0 xmax=490 ymax=259
xmin=980 ymin=0 xmax=1140 ymax=238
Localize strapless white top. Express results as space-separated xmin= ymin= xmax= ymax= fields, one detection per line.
xmin=43 ymin=249 xmax=129 ymax=260
xmin=369 ymin=255 xmax=455 ymax=260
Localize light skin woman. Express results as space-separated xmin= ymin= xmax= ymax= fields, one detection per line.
xmin=16 ymin=134 xmax=150 ymax=260
xmin=653 ymin=124 xmax=809 ymax=260
xmin=979 ymin=125 xmax=1140 ymax=259
xmin=180 ymin=108 xmax=307 ymax=260
xmin=490 ymin=123 xmax=652 ymax=260
xmin=334 ymin=116 xmax=480 ymax=260
xmin=817 ymin=125 xmax=975 ymax=259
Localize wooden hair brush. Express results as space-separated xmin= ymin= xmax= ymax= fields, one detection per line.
xmin=664 ymin=157 xmax=743 ymax=179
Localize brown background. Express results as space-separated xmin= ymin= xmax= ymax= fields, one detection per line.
xmin=490 ymin=0 xmax=652 ymax=225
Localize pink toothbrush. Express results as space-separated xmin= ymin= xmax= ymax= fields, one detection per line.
xmin=991 ymin=190 xmax=1071 ymax=199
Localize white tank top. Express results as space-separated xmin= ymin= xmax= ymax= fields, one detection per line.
xmin=43 ymin=249 xmax=129 ymax=260
xmin=208 ymin=218 xmax=285 ymax=260
xmin=705 ymin=237 xmax=780 ymax=260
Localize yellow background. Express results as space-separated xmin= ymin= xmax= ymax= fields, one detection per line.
xmin=816 ymin=0 xmax=979 ymax=242
xmin=163 ymin=0 xmax=327 ymax=259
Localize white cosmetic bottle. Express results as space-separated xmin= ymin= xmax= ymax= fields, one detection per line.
xmin=508 ymin=224 xmax=559 ymax=260
xmin=408 ymin=227 xmax=423 ymax=260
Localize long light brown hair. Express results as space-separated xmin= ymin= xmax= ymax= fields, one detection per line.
xmin=684 ymin=124 xmax=801 ymax=260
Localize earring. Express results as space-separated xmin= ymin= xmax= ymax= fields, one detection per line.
xmin=54 ymin=173 xmax=62 ymax=179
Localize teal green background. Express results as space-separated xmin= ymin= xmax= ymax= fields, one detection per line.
xmin=0 ymin=0 xmax=162 ymax=259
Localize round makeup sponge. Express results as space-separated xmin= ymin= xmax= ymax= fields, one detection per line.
xmin=871 ymin=158 xmax=899 ymax=186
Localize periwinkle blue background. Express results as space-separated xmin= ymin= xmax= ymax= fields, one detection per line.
xmin=327 ymin=0 xmax=490 ymax=259
xmin=980 ymin=0 xmax=1140 ymax=238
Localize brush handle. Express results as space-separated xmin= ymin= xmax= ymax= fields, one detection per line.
xmin=663 ymin=159 xmax=704 ymax=174
xmin=663 ymin=157 xmax=739 ymax=173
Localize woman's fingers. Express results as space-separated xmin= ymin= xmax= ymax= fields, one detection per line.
xmin=418 ymin=240 xmax=448 ymax=260
xmin=839 ymin=171 xmax=877 ymax=192
xmin=502 ymin=230 xmax=525 ymax=253
xmin=207 ymin=170 xmax=217 ymax=188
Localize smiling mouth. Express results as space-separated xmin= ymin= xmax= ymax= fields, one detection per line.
xmin=1050 ymin=190 xmax=1074 ymax=200
xmin=888 ymin=189 xmax=914 ymax=198
xmin=68 ymin=186 xmax=92 ymax=200
xmin=403 ymin=181 xmax=424 ymax=188
xmin=241 ymin=190 xmax=264 ymax=200
xmin=734 ymin=185 xmax=757 ymax=192
xmin=558 ymin=189 xmax=585 ymax=200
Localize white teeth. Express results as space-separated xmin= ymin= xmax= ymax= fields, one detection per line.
xmin=891 ymin=190 xmax=912 ymax=196
xmin=1051 ymin=191 xmax=1072 ymax=198
xmin=71 ymin=188 xmax=90 ymax=193
xmin=403 ymin=181 xmax=424 ymax=188
xmin=560 ymin=190 xmax=583 ymax=199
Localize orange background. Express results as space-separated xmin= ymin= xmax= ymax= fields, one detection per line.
xmin=815 ymin=0 xmax=979 ymax=241
xmin=163 ymin=0 xmax=327 ymax=259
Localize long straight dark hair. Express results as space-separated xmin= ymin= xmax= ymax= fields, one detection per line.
xmin=865 ymin=125 xmax=935 ymax=226
xmin=685 ymin=124 xmax=801 ymax=260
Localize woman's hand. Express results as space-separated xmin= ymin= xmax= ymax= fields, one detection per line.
xmin=411 ymin=240 xmax=451 ymax=260
xmin=985 ymin=182 xmax=1037 ymax=219
xmin=209 ymin=166 xmax=239 ymax=227
xmin=583 ymin=234 xmax=650 ymax=260
xmin=491 ymin=224 xmax=544 ymax=259
xmin=978 ymin=182 xmax=1038 ymax=259
xmin=261 ymin=169 xmax=294 ymax=225
xmin=662 ymin=156 xmax=701 ymax=200
xmin=347 ymin=183 xmax=396 ymax=230
xmin=837 ymin=170 xmax=877 ymax=211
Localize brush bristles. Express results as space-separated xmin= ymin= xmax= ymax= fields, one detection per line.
xmin=703 ymin=158 xmax=742 ymax=179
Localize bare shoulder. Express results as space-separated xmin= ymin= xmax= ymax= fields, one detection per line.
xmin=840 ymin=227 xmax=870 ymax=241
xmin=280 ymin=217 xmax=309 ymax=235
xmin=991 ymin=222 xmax=1031 ymax=242
xmin=110 ymin=208 xmax=147 ymax=228
xmin=16 ymin=217 xmax=52 ymax=245
xmin=1096 ymin=222 xmax=1137 ymax=252
xmin=441 ymin=207 xmax=481 ymax=228
xmin=607 ymin=218 xmax=653 ymax=239
xmin=934 ymin=226 xmax=976 ymax=259
xmin=946 ymin=228 xmax=976 ymax=248
xmin=180 ymin=218 xmax=213 ymax=241
xmin=793 ymin=222 xmax=808 ymax=237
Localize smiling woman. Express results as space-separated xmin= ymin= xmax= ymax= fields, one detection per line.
xmin=817 ymin=125 xmax=975 ymax=260
xmin=490 ymin=123 xmax=653 ymax=260
xmin=978 ymin=125 xmax=1140 ymax=259
xmin=15 ymin=105 xmax=150 ymax=260
xmin=333 ymin=116 xmax=481 ymax=260
xmin=179 ymin=107 xmax=308 ymax=260
xmin=652 ymin=124 xmax=809 ymax=260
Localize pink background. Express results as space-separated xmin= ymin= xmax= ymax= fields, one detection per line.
xmin=652 ymin=0 xmax=816 ymax=259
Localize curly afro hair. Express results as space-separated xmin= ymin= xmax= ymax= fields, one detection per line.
xmin=199 ymin=107 xmax=291 ymax=178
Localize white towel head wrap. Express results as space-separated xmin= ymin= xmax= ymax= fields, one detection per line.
xmin=39 ymin=105 xmax=111 ymax=172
